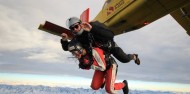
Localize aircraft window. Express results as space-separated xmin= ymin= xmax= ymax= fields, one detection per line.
xmin=102 ymin=0 xmax=111 ymax=9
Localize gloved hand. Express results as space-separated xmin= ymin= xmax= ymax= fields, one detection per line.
xmin=81 ymin=22 xmax=92 ymax=32
xmin=78 ymin=58 xmax=93 ymax=69
xmin=61 ymin=33 xmax=68 ymax=41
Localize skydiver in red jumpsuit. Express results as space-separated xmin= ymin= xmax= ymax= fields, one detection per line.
xmin=68 ymin=40 xmax=129 ymax=94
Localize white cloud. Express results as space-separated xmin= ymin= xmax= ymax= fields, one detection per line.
xmin=26 ymin=52 xmax=61 ymax=63
xmin=0 ymin=0 xmax=190 ymax=85
xmin=0 ymin=5 xmax=43 ymax=51
xmin=0 ymin=0 xmax=104 ymax=63
xmin=0 ymin=4 xmax=67 ymax=63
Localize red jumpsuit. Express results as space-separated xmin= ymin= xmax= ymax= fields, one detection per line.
xmin=80 ymin=47 xmax=124 ymax=94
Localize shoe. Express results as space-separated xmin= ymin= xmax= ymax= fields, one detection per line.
xmin=100 ymin=82 xmax=105 ymax=89
xmin=122 ymin=80 xmax=129 ymax=94
xmin=134 ymin=54 xmax=140 ymax=65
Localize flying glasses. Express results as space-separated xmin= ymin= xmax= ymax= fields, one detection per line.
xmin=71 ymin=50 xmax=82 ymax=57
xmin=69 ymin=23 xmax=80 ymax=31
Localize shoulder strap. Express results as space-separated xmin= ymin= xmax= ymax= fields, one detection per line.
xmin=87 ymin=33 xmax=95 ymax=48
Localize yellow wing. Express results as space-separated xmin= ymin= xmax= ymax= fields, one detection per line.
xmin=170 ymin=4 xmax=190 ymax=36
xmin=93 ymin=0 xmax=190 ymax=36
xmin=38 ymin=0 xmax=190 ymax=37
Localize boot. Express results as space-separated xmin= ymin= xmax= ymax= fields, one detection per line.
xmin=122 ymin=80 xmax=129 ymax=94
xmin=134 ymin=54 xmax=140 ymax=65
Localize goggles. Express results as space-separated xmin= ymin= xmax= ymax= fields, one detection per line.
xmin=71 ymin=50 xmax=82 ymax=57
xmin=69 ymin=23 xmax=80 ymax=31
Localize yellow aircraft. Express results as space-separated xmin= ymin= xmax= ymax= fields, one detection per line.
xmin=39 ymin=0 xmax=190 ymax=38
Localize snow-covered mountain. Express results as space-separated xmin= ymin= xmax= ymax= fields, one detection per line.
xmin=0 ymin=84 xmax=189 ymax=94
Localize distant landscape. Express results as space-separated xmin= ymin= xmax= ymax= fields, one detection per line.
xmin=0 ymin=84 xmax=190 ymax=94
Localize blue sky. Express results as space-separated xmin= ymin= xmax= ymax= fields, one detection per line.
xmin=0 ymin=0 xmax=190 ymax=92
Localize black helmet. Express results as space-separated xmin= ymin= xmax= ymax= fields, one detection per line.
xmin=68 ymin=40 xmax=84 ymax=53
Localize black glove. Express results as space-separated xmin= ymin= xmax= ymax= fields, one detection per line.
xmin=78 ymin=58 xmax=93 ymax=69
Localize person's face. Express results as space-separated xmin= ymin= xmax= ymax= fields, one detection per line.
xmin=71 ymin=50 xmax=82 ymax=59
xmin=69 ymin=23 xmax=81 ymax=34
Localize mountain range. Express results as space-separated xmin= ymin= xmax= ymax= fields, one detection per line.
xmin=0 ymin=84 xmax=189 ymax=94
